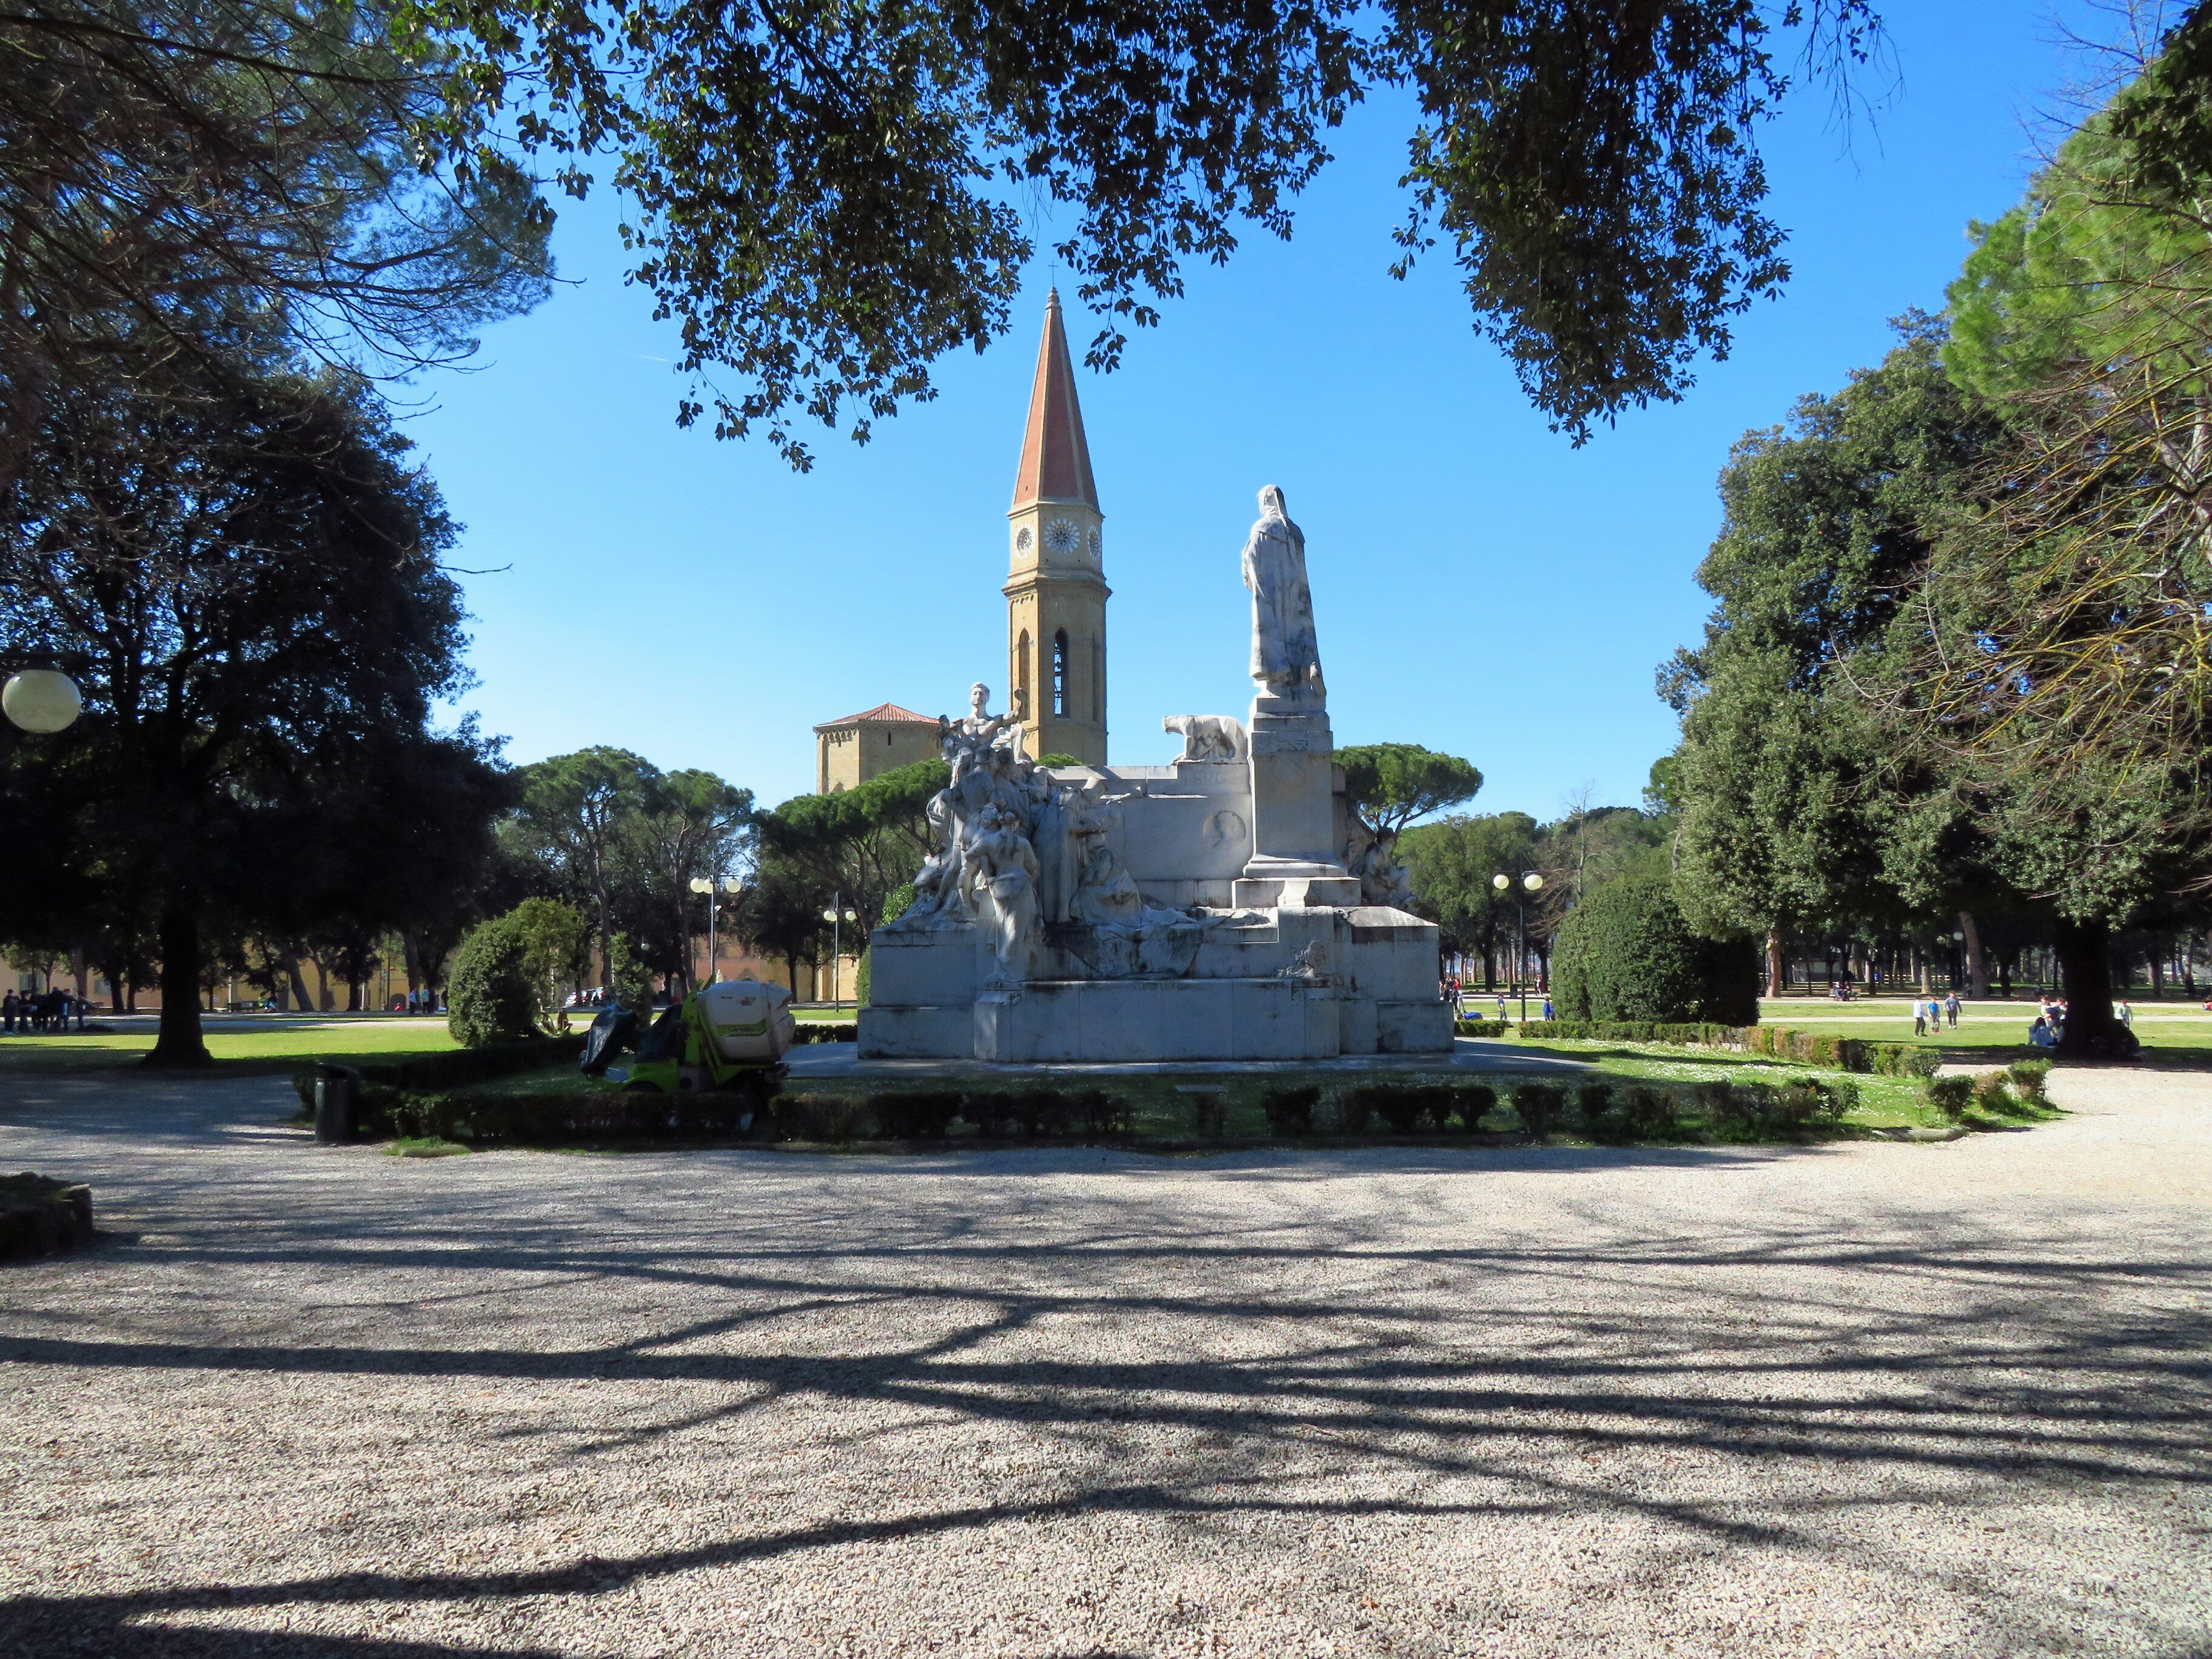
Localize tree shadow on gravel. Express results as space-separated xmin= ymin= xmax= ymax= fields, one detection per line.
xmin=7 ymin=1107 xmax=2211 ymax=1652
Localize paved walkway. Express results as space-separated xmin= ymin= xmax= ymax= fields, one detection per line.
xmin=1 ymin=1066 xmax=2207 ymax=1657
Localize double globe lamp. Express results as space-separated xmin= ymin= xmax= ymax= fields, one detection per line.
xmin=1492 ymin=870 xmax=1545 ymax=1022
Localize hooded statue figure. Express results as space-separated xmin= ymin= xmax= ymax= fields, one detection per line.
xmin=1241 ymin=484 xmax=1324 ymax=700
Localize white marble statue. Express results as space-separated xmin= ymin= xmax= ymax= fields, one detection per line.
xmin=962 ymin=803 xmax=1041 ymax=986
xmin=1162 ymin=714 xmax=1249 ymax=762
xmin=940 ymin=682 xmax=1023 ymax=765
xmin=1241 ymin=486 xmax=1324 ymax=702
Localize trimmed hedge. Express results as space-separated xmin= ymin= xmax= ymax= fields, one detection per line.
xmin=1452 ymin=1017 xmax=1509 ymax=1036
xmin=290 ymin=1034 xmax=588 ymax=1110
xmin=791 ymin=1021 xmax=858 ymax=1044
xmin=1520 ymin=1019 xmax=1739 ymax=1046
xmin=1552 ymin=873 xmax=1760 ymax=1025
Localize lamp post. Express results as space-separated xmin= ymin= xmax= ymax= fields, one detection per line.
xmin=3 ymin=668 xmax=82 ymax=733
xmin=821 ymin=896 xmax=858 ymax=1006
xmin=1492 ymin=871 xmax=1546 ymax=1022
xmin=689 ymin=874 xmax=745 ymax=987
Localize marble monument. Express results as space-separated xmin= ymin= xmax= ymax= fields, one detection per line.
xmin=859 ymin=487 xmax=1451 ymax=1063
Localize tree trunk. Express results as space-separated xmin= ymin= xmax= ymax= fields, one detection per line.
xmin=144 ymin=905 xmax=211 ymax=1068
xmin=1959 ymin=912 xmax=1989 ymax=999
xmin=1764 ymin=927 xmax=1784 ymax=1000
xmin=273 ymin=950 xmax=310 ymax=1012
xmin=2054 ymin=917 xmax=2137 ymax=1059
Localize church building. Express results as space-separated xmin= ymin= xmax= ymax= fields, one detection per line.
xmin=811 ymin=290 xmax=1110 ymax=779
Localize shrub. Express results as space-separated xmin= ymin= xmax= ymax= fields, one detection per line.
xmin=2008 ymin=1059 xmax=2053 ymax=1104
xmin=790 ymin=1021 xmax=859 ymax=1044
xmin=1451 ymin=1084 xmax=1498 ymax=1128
xmin=1346 ymin=1084 xmax=1453 ymax=1133
xmin=1615 ymin=1085 xmax=1676 ymax=1139
xmin=1574 ymin=1082 xmax=1614 ymax=1128
xmin=1551 ymin=873 xmax=1760 ymax=1025
xmin=1453 ymin=1018 xmax=1509 ymax=1036
xmin=446 ymin=916 xmax=541 ymax=1048
xmin=1261 ymin=1087 xmax=1318 ymax=1135
xmin=1509 ymin=1082 xmax=1566 ymax=1136
xmin=1518 ymin=1019 xmax=1741 ymax=1048
xmin=1926 ymin=1076 xmax=1974 ymax=1119
xmin=1181 ymin=1090 xmax=1228 ymax=1138
xmin=604 ymin=930 xmax=655 ymax=1017
xmin=292 ymin=1034 xmax=589 ymax=1111
xmin=868 ymin=1090 xmax=962 ymax=1139
xmin=1971 ymin=1071 xmax=2016 ymax=1115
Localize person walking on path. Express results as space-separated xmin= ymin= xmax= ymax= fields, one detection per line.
xmin=1945 ymin=991 xmax=1960 ymax=1029
xmin=1914 ymin=1000 xmax=1929 ymax=1036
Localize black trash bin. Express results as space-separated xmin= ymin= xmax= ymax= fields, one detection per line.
xmin=313 ymin=1064 xmax=362 ymax=1144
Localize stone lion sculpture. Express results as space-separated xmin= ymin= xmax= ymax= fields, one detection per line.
xmin=1162 ymin=714 xmax=1248 ymax=762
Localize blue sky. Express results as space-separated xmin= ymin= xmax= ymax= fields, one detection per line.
xmin=407 ymin=1 xmax=2096 ymax=822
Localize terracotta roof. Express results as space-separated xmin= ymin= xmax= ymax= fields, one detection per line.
xmin=1010 ymin=290 xmax=1099 ymax=512
xmin=814 ymin=702 xmax=937 ymax=731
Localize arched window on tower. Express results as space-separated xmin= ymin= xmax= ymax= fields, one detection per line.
xmin=1052 ymin=629 xmax=1069 ymax=717
xmin=1015 ymin=631 xmax=1031 ymax=719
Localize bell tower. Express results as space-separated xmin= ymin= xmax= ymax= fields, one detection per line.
xmin=1005 ymin=290 xmax=1108 ymax=766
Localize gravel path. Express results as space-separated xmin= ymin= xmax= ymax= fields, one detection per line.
xmin=2 ymin=1066 xmax=2208 ymax=1657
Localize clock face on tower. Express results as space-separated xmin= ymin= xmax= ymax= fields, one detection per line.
xmin=1043 ymin=518 xmax=1079 ymax=557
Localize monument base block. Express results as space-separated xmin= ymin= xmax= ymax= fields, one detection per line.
xmin=970 ymin=977 xmax=1339 ymax=1062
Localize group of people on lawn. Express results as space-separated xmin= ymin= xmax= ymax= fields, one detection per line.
xmin=2 ymin=987 xmax=89 ymax=1033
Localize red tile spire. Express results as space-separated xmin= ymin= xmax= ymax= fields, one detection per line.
xmin=1010 ymin=290 xmax=1099 ymax=512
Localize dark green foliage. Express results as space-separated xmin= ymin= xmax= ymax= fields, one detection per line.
xmin=868 ymin=1090 xmax=964 ymax=1139
xmin=1663 ymin=325 xmax=1996 ymax=957
xmin=1 ymin=352 xmax=508 ymax=1066
xmin=1336 ymin=745 xmax=1484 ymax=837
xmin=1552 ymin=874 xmax=1760 ymax=1024
xmin=1520 ymin=1019 xmax=1736 ymax=1045
xmin=1347 ymin=1084 xmax=1453 ymax=1133
xmin=1034 ymin=753 xmax=1082 ymax=768
xmin=384 ymin=1082 xmax=766 ymax=1145
xmin=789 ymin=1022 xmax=859 ymax=1044
xmin=446 ymin=918 xmax=542 ymax=1048
xmin=289 ymin=1035 xmax=586 ymax=1110
xmin=414 ymin=0 xmax=1871 ymax=463
xmin=1573 ymin=1082 xmax=1613 ymax=1128
xmin=1451 ymin=1084 xmax=1499 ymax=1128
xmin=1614 ymin=1085 xmax=1677 ymax=1140
xmin=1509 ymin=1082 xmax=1566 ymax=1136
xmin=1184 ymin=1091 xmax=1229 ymax=1138
xmin=768 ymin=1093 xmax=866 ymax=1142
xmin=1926 ymin=1076 xmax=1974 ymax=1119
xmin=1261 ymin=1087 xmax=1319 ymax=1135
xmin=1453 ymin=1018 xmax=1509 ymax=1036
xmin=2008 ymin=1058 xmax=2052 ymax=1104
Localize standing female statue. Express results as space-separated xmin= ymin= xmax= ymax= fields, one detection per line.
xmin=1241 ymin=485 xmax=1324 ymax=701
xmin=962 ymin=803 xmax=1041 ymax=987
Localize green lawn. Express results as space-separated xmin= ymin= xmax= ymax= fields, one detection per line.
xmin=0 ymin=1016 xmax=461 ymax=1074
xmin=1749 ymin=996 xmax=2212 ymax=1067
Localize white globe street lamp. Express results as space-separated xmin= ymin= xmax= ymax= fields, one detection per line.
xmin=3 ymin=669 xmax=82 ymax=733
xmin=689 ymin=874 xmax=748 ymax=986
xmin=820 ymin=897 xmax=859 ymax=1007
xmin=1493 ymin=871 xmax=1545 ymax=1022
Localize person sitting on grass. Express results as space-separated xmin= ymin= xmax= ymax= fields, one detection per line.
xmin=2029 ymin=1014 xmax=2057 ymax=1049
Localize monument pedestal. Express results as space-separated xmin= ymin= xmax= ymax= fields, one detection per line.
xmin=1236 ymin=692 xmax=1352 ymax=907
